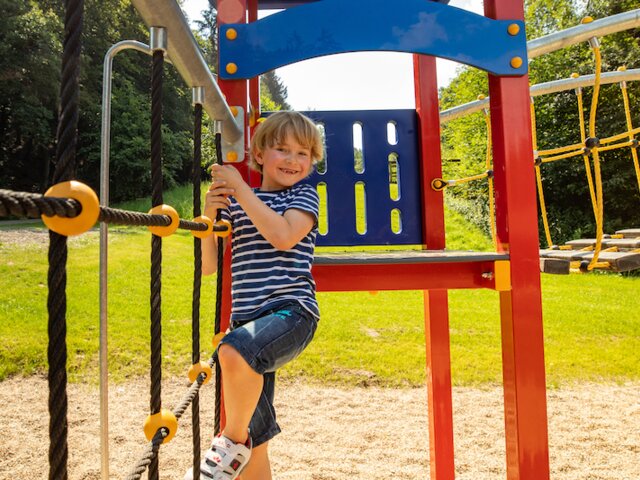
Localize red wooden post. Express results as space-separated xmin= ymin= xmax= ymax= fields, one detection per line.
xmin=414 ymin=54 xmax=454 ymax=480
xmin=484 ymin=1 xmax=550 ymax=479
xmin=216 ymin=0 xmax=250 ymax=434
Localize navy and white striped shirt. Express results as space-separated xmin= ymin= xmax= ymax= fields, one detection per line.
xmin=221 ymin=183 xmax=320 ymax=323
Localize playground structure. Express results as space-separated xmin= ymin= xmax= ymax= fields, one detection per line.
xmin=1 ymin=0 xmax=640 ymax=479
xmin=436 ymin=14 xmax=640 ymax=274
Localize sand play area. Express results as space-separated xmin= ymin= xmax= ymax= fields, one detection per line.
xmin=0 ymin=376 xmax=638 ymax=479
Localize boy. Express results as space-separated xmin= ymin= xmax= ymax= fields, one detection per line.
xmin=186 ymin=111 xmax=324 ymax=480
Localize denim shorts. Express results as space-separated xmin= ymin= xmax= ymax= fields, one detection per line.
xmin=218 ymin=301 xmax=318 ymax=446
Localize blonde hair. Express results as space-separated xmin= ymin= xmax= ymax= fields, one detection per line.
xmin=249 ymin=111 xmax=324 ymax=173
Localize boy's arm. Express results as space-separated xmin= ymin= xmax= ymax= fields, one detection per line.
xmin=235 ymin=182 xmax=315 ymax=250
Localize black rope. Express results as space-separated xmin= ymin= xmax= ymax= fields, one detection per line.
xmin=0 ymin=190 xmax=81 ymax=218
xmin=125 ymin=354 xmax=217 ymax=480
xmin=191 ymin=102 xmax=203 ymax=474
xmin=148 ymin=48 xmax=164 ymax=480
xmin=0 ymin=190 xmax=227 ymax=234
xmin=48 ymin=1 xmax=83 ymax=479
xmin=214 ymin=130 xmax=224 ymax=435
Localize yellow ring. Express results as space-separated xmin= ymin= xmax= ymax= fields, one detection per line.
xmin=143 ymin=409 xmax=178 ymax=444
xmin=214 ymin=219 xmax=232 ymax=237
xmin=188 ymin=361 xmax=213 ymax=384
xmin=42 ymin=181 xmax=100 ymax=236
xmin=147 ymin=204 xmax=179 ymax=237
xmin=191 ymin=215 xmax=213 ymax=238
xmin=212 ymin=332 xmax=226 ymax=349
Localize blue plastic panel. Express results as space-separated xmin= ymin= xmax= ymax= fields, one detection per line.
xmin=297 ymin=110 xmax=423 ymax=247
xmin=220 ymin=0 xmax=527 ymax=79
xmin=211 ymin=0 xmax=449 ymax=10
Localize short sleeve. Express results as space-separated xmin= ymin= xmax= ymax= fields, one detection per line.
xmin=285 ymin=184 xmax=320 ymax=222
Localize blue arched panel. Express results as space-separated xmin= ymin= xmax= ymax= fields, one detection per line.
xmin=297 ymin=110 xmax=423 ymax=247
xmin=220 ymin=0 xmax=527 ymax=79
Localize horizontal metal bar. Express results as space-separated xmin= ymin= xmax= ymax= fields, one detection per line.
xmin=440 ymin=68 xmax=640 ymax=123
xmin=130 ymin=0 xmax=241 ymax=143
xmin=528 ymin=9 xmax=640 ymax=59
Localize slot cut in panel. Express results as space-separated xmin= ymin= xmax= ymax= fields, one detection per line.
xmin=316 ymin=123 xmax=327 ymax=174
xmin=391 ymin=208 xmax=402 ymax=234
xmin=354 ymin=181 xmax=367 ymax=235
xmin=353 ymin=122 xmax=365 ymax=174
xmin=316 ymin=182 xmax=328 ymax=235
xmin=388 ymin=153 xmax=400 ymax=200
xmin=387 ymin=121 xmax=398 ymax=145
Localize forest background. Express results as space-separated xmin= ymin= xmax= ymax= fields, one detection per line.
xmin=1 ymin=0 xmax=639 ymax=244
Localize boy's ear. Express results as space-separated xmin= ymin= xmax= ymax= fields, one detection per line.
xmin=254 ymin=149 xmax=264 ymax=165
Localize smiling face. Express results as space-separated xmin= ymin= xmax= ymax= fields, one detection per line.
xmin=255 ymin=134 xmax=313 ymax=191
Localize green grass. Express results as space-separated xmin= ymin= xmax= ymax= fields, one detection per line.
xmin=1 ymin=188 xmax=638 ymax=387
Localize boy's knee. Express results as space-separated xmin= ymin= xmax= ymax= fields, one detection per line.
xmin=218 ymin=344 xmax=251 ymax=372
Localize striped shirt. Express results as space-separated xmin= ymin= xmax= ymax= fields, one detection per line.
xmin=221 ymin=183 xmax=320 ymax=323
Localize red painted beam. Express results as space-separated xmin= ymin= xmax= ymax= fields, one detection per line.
xmin=485 ymin=1 xmax=550 ymax=479
xmin=313 ymin=261 xmax=502 ymax=292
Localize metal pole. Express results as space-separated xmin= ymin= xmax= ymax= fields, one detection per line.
xmin=440 ymin=68 xmax=640 ymax=123
xmin=99 ymin=39 xmax=154 ymax=480
xmin=130 ymin=0 xmax=242 ymax=143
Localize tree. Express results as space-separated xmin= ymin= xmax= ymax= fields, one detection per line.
xmin=439 ymin=0 xmax=640 ymax=243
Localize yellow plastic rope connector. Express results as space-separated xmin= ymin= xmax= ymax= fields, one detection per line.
xmin=191 ymin=215 xmax=213 ymax=239
xmin=42 ymin=181 xmax=100 ymax=236
xmin=214 ymin=219 xmax=232 ymax=237
xmin=147 ymin=204 xmax=179 ymax=237
xmin=188 ymin=361 xmax=213 ymax=384
xmin=143 ymin=409 xmax=178 ymax=444
xmin=212 ymin=332 xmax=226 ymax=349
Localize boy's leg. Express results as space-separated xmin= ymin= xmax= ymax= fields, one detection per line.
xmin=218 ymin=343 xmax=264 ymax=443
xmin=238 ymin=442 xmax=272 ymax=480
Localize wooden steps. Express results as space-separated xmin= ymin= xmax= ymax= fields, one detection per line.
xmin=539 ymin=249 xmax=640 ymax=273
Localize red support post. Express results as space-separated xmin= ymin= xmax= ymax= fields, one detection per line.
xmin=484 ymin=1 xmax=550 ymax=479
xmin=414 ymin=54 xmax=454 ymax=480
xmin=216 ymin=0 xmax=250 ymax=434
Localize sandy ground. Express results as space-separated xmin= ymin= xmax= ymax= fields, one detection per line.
xmin=0 ymin=377 xmax=638 ymax=480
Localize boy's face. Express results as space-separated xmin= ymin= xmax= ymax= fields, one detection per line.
xmin=255 ymin=134 xmax=313 ymax=191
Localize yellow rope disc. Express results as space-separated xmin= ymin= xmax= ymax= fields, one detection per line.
xmin=191 ymin=215 xmax=213 ymax=238
xmin=188 ymin=361 xmax=213 ymax=384
xmin=147 ymin=204 xmax=179 ymax=237
xmin=42 ymin=181 xmax=100 ymax=236
xmin=143 ymin=409 xmax=178 ymax=444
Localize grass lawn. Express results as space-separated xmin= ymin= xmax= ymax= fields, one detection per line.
xmin=1 ymin=199 xmax=638 ymax=387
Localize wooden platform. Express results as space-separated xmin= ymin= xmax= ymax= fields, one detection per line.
xmin=539 ymin=249 xmax=640 ymax=272
xmin=615 ymin=228 xmax=640 ymax=238
xmin=564 ymin=238 xmax=640 ymax=249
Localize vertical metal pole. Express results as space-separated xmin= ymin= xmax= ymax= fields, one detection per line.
xmin=99 ymin=40 xmax=152 ymax=480
xmin=98 ymin=47 xmax=113 ymax=480
xmin=485 ymin=1 xmax=550 ymax=479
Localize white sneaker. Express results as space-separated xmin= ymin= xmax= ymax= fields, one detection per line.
xmin=184 ymin=434 xmax=252 ymax=480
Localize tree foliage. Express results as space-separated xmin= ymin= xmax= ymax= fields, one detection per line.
xmin=0 ymin=0 xmax=290 ymax=202
xmin=440 ymin=0 xmax=640 ymax=244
